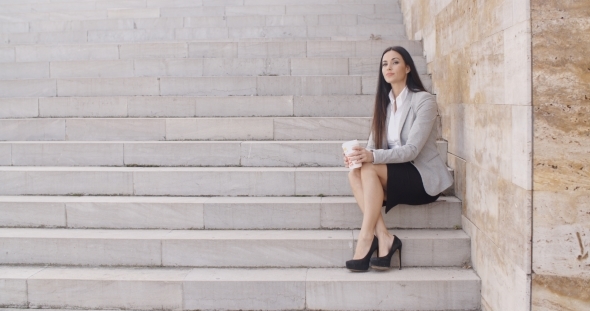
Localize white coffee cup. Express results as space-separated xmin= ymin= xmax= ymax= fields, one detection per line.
xmin=342 ymin=140 xmax=362 ymax=170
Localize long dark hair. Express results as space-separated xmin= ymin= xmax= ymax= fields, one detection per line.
xmin=371 ymin=46 xmax=427 ymax=149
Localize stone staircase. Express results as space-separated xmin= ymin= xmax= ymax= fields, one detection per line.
xmin=0 ymin=0 xmax=481 ymax=310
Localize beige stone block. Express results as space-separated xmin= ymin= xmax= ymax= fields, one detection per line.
xmin=166 ymin=118 xmax=273 ymax=140
xmin=65 ymin=119 xmax=166 ymax=141
xmin=0 ymin=266 xmax=45 ymax=307
xmin=184 ymin=16 xmax=226 ymax=27
xmin=120 ymin=42 xmax=188 ymax=59
xmin=194 ymin=96 xmax=293 ymax=117
xmin=0 ymin=98 xmax=38 ymax=118
xmin=0 ymin=143 xmax=10 ymax=165
xmin=532 ymin=274 xmax=590 ymax=311
xmin=4 ymin=31 xmax=88 ymax=45
xmin=0 ymin=201 xmax=65 ymax=227
xmin=12 ymin=142 xmax=124 ymax=166
xmin=67 ymin=200 xmax=204 ymax=229
xmin=162 ymin=230 xmax=351 ymax=267
xmin=447 ymin=153 xmax=467 ymax=202
xmin=295 ymin=167 xmax=351 ymax=196
xmin=294 ymin=95 xmax=373 ymax=117
xmin=175 ymin=27 xmax=229 ymax=40
xmin=512 ymin=105 xmax=532 ymax=190
xmin=203 ymin=197 xmax=321 ymax=229
xmin=531 ymin=0 xmax=590 ymax=20
xmin=0 ymin=168 xmax=134 ymax=195
xmin=183 ymin=268 xmax=306 ymax=310
xmin=0 ymin=62 xmax=49 ymax=79
xmin=132 ymin=168 xmax=296 ymax=196
xmin=160 ymin=6 xmax=224 ymax=17
xmin=226 ymin=5 xmax=286 ymax=16
xmin=0 ymin=79 xmax=56 ymax=97
xmin=134 ymin=58 xmax=204 ymax=77
xmin=291 ymin=58 xmax=349 ymax=76
xmin=237 ymin=41 xmax=306 ymax=58
xmin=0 ymin=119 xmax=65 ymax=141
xmin=107 ymin=8 xmax=160 ymax=19
xmin=57 ymin=77 xmax=160 ymax=97
xmin=51 ymin=60 xmax=134 ymax=78
xmin=308 ymin=24 xmax=406 ymax=39
xmin=188 ymin=42 xmax=238 ymax=58
xmin=357 ymin=13 xmax=403 ymax=24
xmin=30 ymin=19 xmax=135 ymax=33
xmin=124 ymin=142 xmax=241 ymax=167
xmin=0 ymin=47 xmax=15 ymax=62
xmin=317 ymin=14 xmax=356 ymax=26
xmin=274 ymin=117 xmax=371 ymax=140
xmin=16 ymin=44 xmax=119 ymax=62
xmin=39 ymin=96 xmax=128 ymax=118
xmin=462 ymin=216 xmax=531 ymax=311
xmin=160 ymin=77 xmax=257 ymax=96
xmin=28 ymin=267 xmax=188 ymax=310
xmin=127 ymin=96 xmax=195 ymax=117
xmin=533 ymin=191 xmax=590 ymax=279
xmin=504 ymin=20 xmax=532 ymax=106
xmin=88 ymin=29 xmax=175 ymax=43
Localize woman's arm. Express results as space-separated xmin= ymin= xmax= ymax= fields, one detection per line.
xmin=372 ymin=93 xmax=437 ymax=164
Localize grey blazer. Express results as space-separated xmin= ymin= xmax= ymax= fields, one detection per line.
xmin=366 ymin=90 xmax=453 ymax=196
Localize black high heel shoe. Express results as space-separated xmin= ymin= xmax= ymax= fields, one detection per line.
xmin=345 ymin=236 xmax=378 ymax=272
xmin=370 ymin=235 xmax=402 ymax=270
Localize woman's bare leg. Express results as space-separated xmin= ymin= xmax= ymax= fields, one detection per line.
xmin=349 ymin=164 xmax=394 ymax=259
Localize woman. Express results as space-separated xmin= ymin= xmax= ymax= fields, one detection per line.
xmin=344 ymin=46 xmax=453 ymax=271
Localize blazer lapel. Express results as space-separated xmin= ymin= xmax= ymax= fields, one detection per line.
xmin=396 ymin=91 xmax=414 ymax=139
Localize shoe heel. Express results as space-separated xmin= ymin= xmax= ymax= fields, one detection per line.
xmin=398 ymin=245 xmax=402 ymax=270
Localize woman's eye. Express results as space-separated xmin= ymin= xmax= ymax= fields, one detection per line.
xmin=382 ymin=63 xmax=387 ymax=67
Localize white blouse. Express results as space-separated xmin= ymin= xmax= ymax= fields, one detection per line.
xmin=386 ymin=86 xmax=408 ymax=149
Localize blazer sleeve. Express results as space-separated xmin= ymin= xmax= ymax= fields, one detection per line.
xmin=372 ymin=93 xmax=437 ymax=164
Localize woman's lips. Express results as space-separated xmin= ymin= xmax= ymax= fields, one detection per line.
xmin=386 ymin=73 xmax=394 ymax=77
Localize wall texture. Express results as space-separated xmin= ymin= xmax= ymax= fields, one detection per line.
xmin=398 ymin=0 xmax=533 ymax=310
xmin=531 ymin=0 xmax=590 ymax=310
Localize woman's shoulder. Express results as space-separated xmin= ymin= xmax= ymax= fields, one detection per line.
xmin=408 ymin=90 xmax=435 ymax=106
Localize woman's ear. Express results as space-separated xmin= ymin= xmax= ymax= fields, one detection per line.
xmin=406 ymin=65 xmax=410 ymax=74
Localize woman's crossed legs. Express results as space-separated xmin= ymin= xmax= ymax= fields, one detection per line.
xmin=348 ymin=162 xmax=395 ymax=258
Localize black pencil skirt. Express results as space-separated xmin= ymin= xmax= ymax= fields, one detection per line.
xmin=383 ymin=162 xmax=440 ymax=213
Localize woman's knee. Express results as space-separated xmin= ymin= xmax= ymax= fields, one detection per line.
xmin=348 ymin=169 xmax=361 ymax=185
xmin=360 ymin=162 xmax=376 ymax=178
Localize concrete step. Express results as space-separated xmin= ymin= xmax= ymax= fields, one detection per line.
xmin=0 ymin=24 xmax=406 ymax=45
xmin=0 ymin=95 xmax=375 ymax=119
xmin=0 ymin=14 xmax=402 ymax=34
xmin=0 ymin=166 xmax=453 ymax=196
xmin=0 ymin=4 xmax=400 ymax=20
xmin=0 ymin=75 xmax=430 ymax=97
xmin=4 ymin=40 xmax=423 ymax=62
xmin=0 ymin=140 xmax=448 ymax=167
xmin=0 ymin=266 xmax=480 ymax=310
xmin=0 ymin=56 xmax=427 ymax=79
xmin=0 ymin=166 xmax=351 ymax=196
xmin=0 ymin=195 xmax=462 ymax=230
xmin=0 ymin=228 xmax=470 ymax=267
xmin=0 ymin=117 xmax=371 ymax=141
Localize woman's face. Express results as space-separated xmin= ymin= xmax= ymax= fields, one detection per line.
xmin=381 ymin=50 xmax=410 ymax=85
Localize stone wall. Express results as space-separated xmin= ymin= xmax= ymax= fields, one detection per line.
xmin=398 ymin=0 xmax=533 ymax=310
xmin=531 ymin=1 xmax=590 ymax=310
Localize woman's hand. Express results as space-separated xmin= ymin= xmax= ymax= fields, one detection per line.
xmin=348 ymin=146 xmax=374 ymax=164
xmin=343 ymin=153 xmax=350 ymax=168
